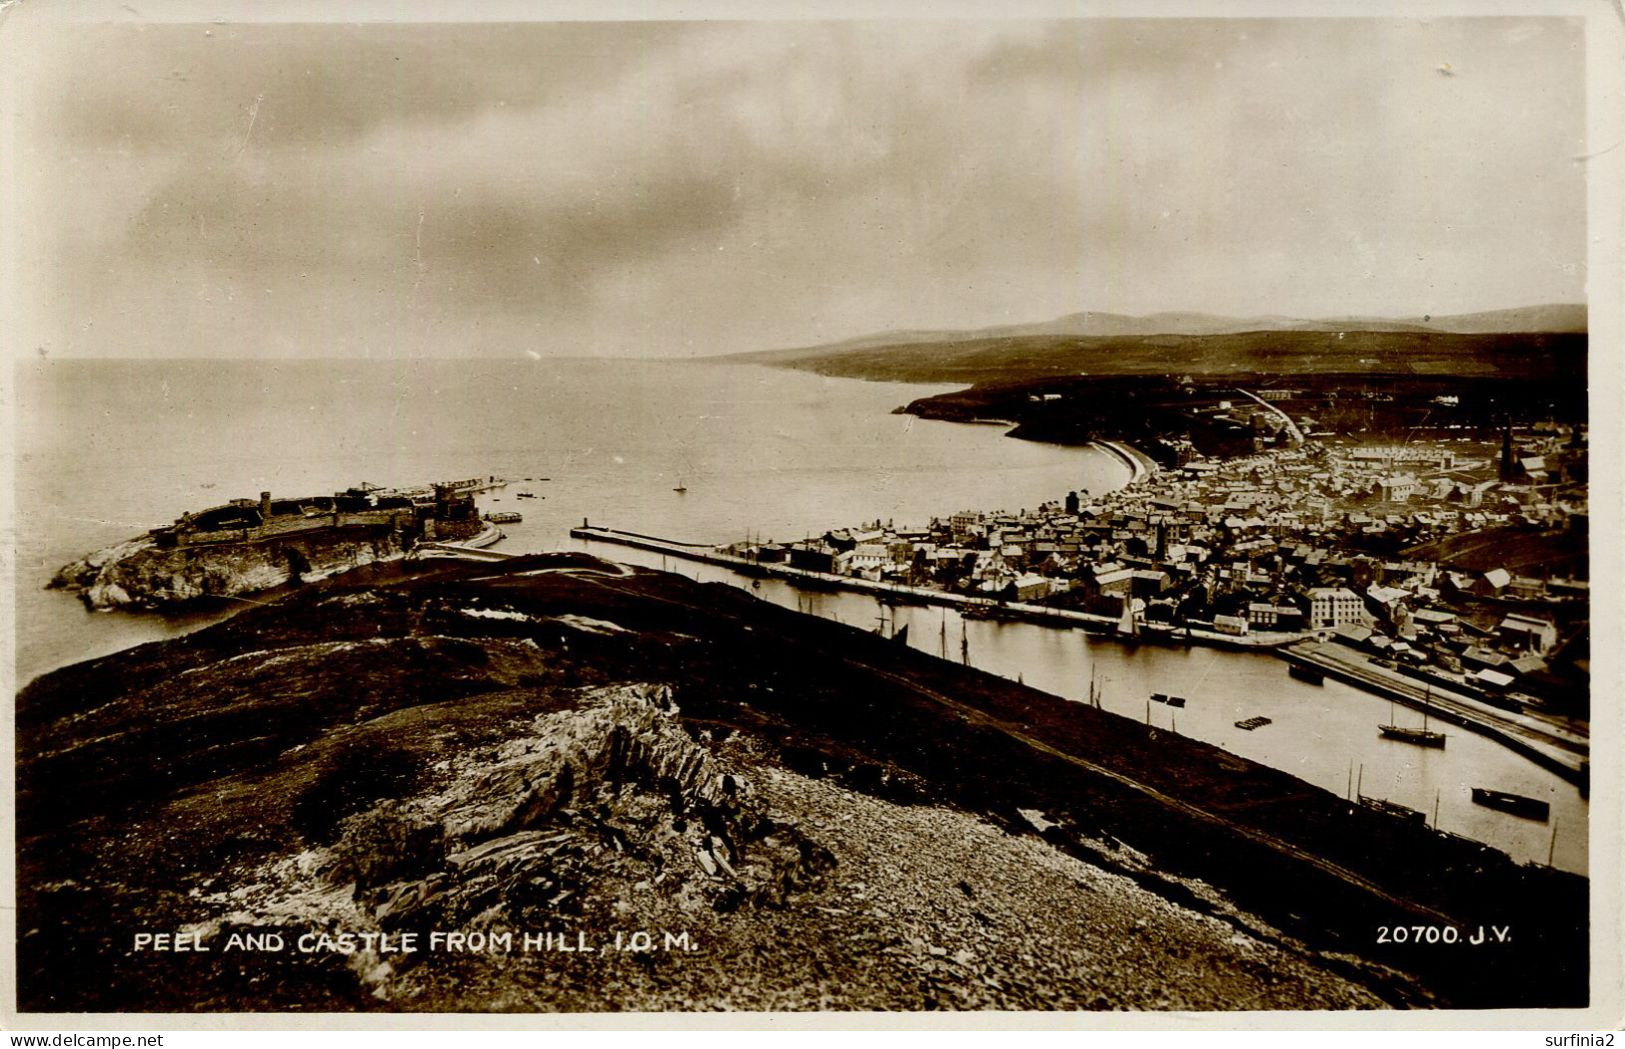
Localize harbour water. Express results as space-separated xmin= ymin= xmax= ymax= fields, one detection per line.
xmin=12 ymin=357 xmax=1586 ymax=873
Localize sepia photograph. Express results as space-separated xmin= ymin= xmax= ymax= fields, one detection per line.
xmin=2 ymin=0 xmax=1619 ymax=1029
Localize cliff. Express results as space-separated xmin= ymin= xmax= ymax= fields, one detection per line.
xmin=49 ymin=527 xmax=409 ymax=610
xmin=16 ymin=555 xmax=1586 ymax=1012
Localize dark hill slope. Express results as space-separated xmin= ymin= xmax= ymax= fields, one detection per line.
xmin=16 ymin=555 xmax=1585 ymax=1011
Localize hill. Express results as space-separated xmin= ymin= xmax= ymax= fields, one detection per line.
xmin=728 ymin=306 xmax=1586 ymax=384
xmin=728 ymin=329 xmax=1586 ymax=386
xmin=14 ymin=554 xmax=1586 ymax=1011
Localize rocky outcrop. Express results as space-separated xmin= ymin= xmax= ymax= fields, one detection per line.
xmin=50 ymin=528 xmax=408 ymax=610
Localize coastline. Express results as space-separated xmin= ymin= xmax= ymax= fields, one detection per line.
xmin=1092 ymin=439 xmax=1159 ymax=484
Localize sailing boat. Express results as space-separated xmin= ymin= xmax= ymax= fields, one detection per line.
xmin=672 ymin=477 xmax=688 ymax=494
xmin=1087 ymin=664 xmax=1103 ymax=708
xmin=1116 ymin=601 xmax=1140 ymax=644
xmin=1378 ymin=685 xmax=1446 ymax=747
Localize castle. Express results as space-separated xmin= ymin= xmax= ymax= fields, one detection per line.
xmin=149 ymin=481 xmax=485 ymax=549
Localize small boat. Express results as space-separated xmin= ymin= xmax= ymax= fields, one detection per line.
xmin=484 ymin=511 xmax=523 ymax=524
xmin=1358 ymin=794 xmax=1428 ymax=825
xmin=1289 ymin=663 xmax=1325 ymax=685
xmin=1471 ymin=787 xmax=1550 ymax=822
xmin=673 ymin=483 xmax=688 ymax=494
xmin=1234 ymin=715 xmax=1272 ymax=731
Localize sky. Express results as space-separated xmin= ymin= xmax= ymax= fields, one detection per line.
xmin=3 ymin=14 xmax=1590 ymax=359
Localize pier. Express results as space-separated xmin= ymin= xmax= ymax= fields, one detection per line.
xmin=1280 ymin=642 xmax=1588 ymax=787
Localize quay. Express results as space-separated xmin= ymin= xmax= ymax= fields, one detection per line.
xmin=1280 ymin=642 xmax=1589 ymax=787
xmin=567 ymin=522 xmax=1301 ymax=651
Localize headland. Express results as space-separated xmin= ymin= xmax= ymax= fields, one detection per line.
xmin=49 ymin=477 xmax=504 ymax=610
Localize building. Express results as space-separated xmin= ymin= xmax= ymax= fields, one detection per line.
xmin=1309 ymin=587 xmax=1366 ymax=629
xmin=1013 ymin=574 xmax=1052 ymax=601
xmin=1498 ymin=614 xmax=1559 ymax=656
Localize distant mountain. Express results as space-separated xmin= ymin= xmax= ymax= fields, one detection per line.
xmin=732 ymin=303 xmax=1585 ymax=366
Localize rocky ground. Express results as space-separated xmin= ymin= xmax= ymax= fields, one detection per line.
xmin=49 ymin=527 xmax=407 ymax=610
xmin=15 ymin=554 xmax=1585 ymax=1012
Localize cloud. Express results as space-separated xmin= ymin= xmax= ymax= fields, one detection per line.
xmin=9 ymin=17 xmax=1587 ymax=359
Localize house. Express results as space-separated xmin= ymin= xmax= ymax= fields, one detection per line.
xmin=1378 ymin=476 xmax=1417 ymax=502
xmin=1247 ymin=603 xmax=1302 ymax=630
xmin=1498 ymin=613 xmax=1558 ymax=656
xmin=1013 ymin=574 xmax=1052 ymax=601
xmin=788 ymin=543 xmax=836 ymax=574
xmin=1471 ymin=568 xmax=1512 ymax=596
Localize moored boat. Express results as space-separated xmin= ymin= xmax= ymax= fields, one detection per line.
xmin=1358 ymin=794 xmax=1428 ymax=825
xmin=1288 ymin=663 xmax=1325 ymax=685
xmin=1471 ymin=787 xmax=1550 ymax=822
xmin=1377 ymin=688 xmax=1446 ymax=747
xmin=1378 ymin=724 xmax=1447 ymax=747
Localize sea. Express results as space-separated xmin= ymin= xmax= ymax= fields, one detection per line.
xmin=10 ymin=357 xmax=1587 ymax=874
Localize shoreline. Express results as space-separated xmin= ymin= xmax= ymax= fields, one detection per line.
xmin=1092 ymin=439 xmax=1159 ymax=484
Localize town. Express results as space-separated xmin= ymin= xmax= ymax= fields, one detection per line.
xmin=725 ymin=424 xmax=1589 ymax=722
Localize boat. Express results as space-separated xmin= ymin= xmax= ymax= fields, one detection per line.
xmin=1358 ymin=794 xmax=1428 ymax=825
xmin=516 ymin=492 xmax=538 ymax=500
xmin=1234 ymin=715 xmax=1272 ymax=730
xmin=1289 ymin=663 xmax=1325 ymax=685
xmin=1378 ymin=688 xmax=1446 ymax=748
xmin=484 ymin=511 xmax=523 ymax=524
xmin=1378 ymin=724 xmax=1447 ymax=747
xmin=1471 ymin=787 xmax=1550 ymax=822
xmin=1116 ymin=603 xmax=1140 ymax=641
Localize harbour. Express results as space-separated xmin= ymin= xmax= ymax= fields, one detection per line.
xmin=566 ymin=524 xmax=1587 ymax=874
